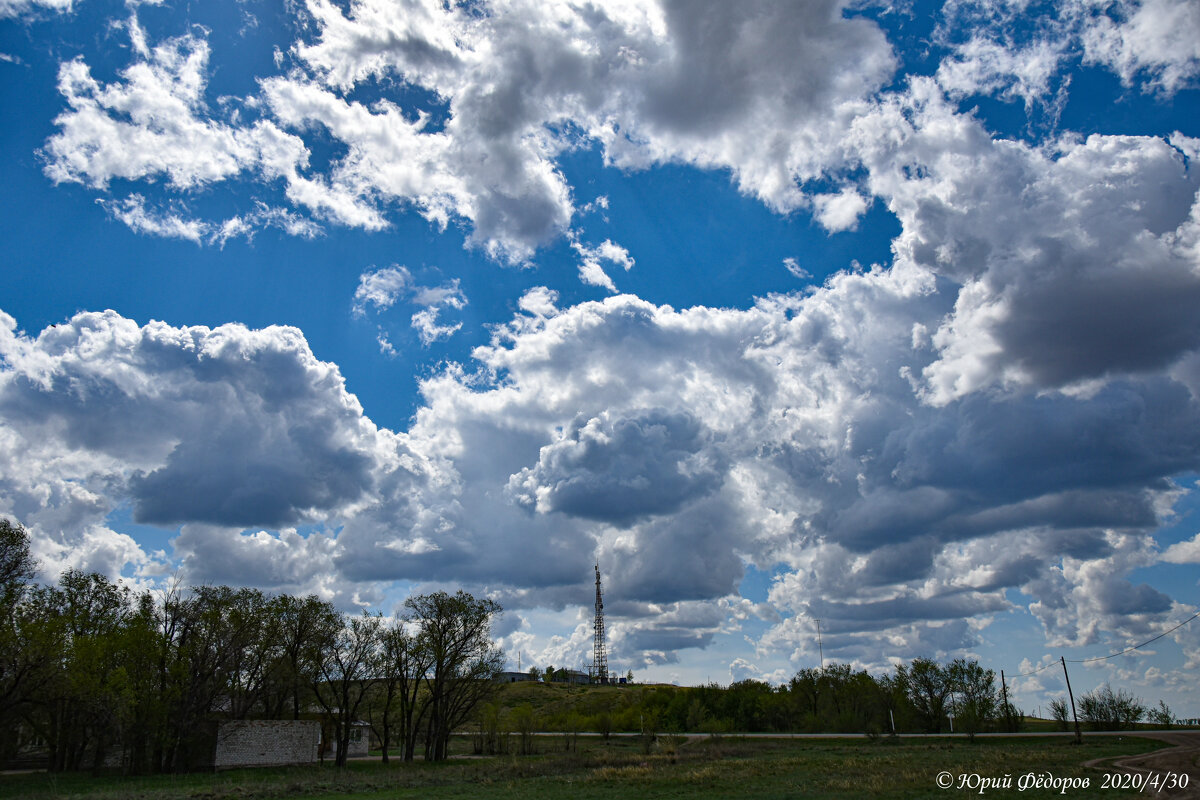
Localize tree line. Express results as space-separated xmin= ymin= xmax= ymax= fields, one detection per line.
xmin=511 ymin=658 xmax=1024 ymax=738
xmin=515 ymin=657 xmax=1175 ymax=738
xmin=0 ymin=519 xmax=504 ymax=772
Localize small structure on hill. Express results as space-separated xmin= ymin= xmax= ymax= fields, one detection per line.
xmin=562 ymin=669 xmax=592 ymax=685
xmin=496 ymin=670 xmax=538 ymax=683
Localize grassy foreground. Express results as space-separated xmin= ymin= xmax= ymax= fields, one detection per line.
xmin=0 ymin=735 xmax=1166 ymax=800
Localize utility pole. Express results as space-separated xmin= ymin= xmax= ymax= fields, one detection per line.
xmin=816 ymin=618 xmax=824 ymax=670
xmin=1000 ymin=669 xmax=1012 ymax=732
xmin=593 ymin=564 xmax=609 ymax=684
xmin=1060 ymin=657 xmax=1082 ymax=745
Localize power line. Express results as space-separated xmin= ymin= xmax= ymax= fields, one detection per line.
xmin=1010 ymin=610 xmax=1198 ymax=677
xmin=1015 ymin=660 xmax=1060 ymax=678
xmin=1066 ymin=610 xmax=1200 ymax=664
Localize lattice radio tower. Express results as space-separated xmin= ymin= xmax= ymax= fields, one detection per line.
xmin=592 ymin=563 xmax=609 ymax=684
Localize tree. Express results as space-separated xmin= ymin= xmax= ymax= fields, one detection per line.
xmin=0 ymin=519 xmax=41 ymax=755
xmin=29 ymin=570 xmax=135 ymax=772
xmin=406 ymin=590 xmax=504 ymax=761
xmin=369 ymin=615 xmax=434 ymax=763
xmin=1148 ymin=700 xmax=1173 ymax=729
xmin=874 ymin=672 xmax=910 ymax=734
xmin=256 ymin=594 xmax=339 ymax=722
xmin=898 ymin=657 xmax=952 ymax=733
xmin=788 ymin=668 xmax=822 ymax=730
xmin=0 ymin=519 xmax=36 ymax=608
xmin=311 ymin=611 xmax=382 ymax=768
xmin=217 ymin=588 xmax=278 ymax=720
xmin=948 ymin=658 xmax=997 ymax=739
xmin=509 ymin=703 xmax=536 ymax=755
xmin=1049 ymin=698 xmax=1070 ymax=731
xmin=153 ymin=585 xmax=283 ymax=771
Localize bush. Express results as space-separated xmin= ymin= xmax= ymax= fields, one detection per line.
xmin=1049 ymin=698 xmax=1070 ymax=731
xmin=1078 ymin=685 xmax=1144 ymax=731
xmin=1147 ymin=700 xmax=1173 ymax=729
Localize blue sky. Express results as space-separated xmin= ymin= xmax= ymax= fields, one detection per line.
xmin=2 ymin=0 xmax=1199 ymax=715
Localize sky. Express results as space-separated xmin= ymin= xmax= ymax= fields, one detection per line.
xmin=1 ymin=0 xmax=1199 ymax=715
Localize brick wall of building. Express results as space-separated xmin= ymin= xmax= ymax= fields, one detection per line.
xmin=213 ymin=720 xmax=320 ymax=768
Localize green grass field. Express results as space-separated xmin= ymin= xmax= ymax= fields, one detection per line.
xmin=0 ymin=734 xmax=1168 ymax=800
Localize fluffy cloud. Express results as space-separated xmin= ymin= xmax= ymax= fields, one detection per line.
xmin=508 ymin=409 xmax=725 ymax=525
xmin=846 ymin=81 xmax=1200 ymax=402
xmin=811 ymin=188 xmax=869 ymax=233
xmin=32 ymin=0 xmax=1200 ymax=267
xmin=380 ymin=236 xmax=1198 ymax=661
xmin=1160 ymin=532 xmax=1200 ymax=564
xmin=44 ymin=33 xmax=305 ymax=191
xmin=1081 ymin=0 xmax=1200 ymax=94
xmin=43 ymin=0 xmax=895 ymax=258
xmin=104 ymin=195 xmax=207 ymax=243
xmin=0 ymin=309 xmax=410 ymax=578
xmin=352 ymin=266 xmax=413 ymax=315
xmin=4 ymin=206 xmax=1200 ymax=662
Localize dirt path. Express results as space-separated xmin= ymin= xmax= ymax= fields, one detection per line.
xmin=1084 ymin=731 xmax=1200 ymax=799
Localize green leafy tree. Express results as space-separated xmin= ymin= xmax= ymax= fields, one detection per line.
xmin=788 ymin=668 xmax=822 ymax=730
xmin=30 ymin=570 xmax=134 ymax=772
xmin=155 ymin=585 xmax=283 ymax=770
xmin=874 ymin=672 xmax=911 ymax=734
xmin=898 ymin=657 xmax=952 ymax=733
xmin=510 ymin=703 xmax=536 ymax=755
xmin=0 ymin=519 xmax=36 ymax=608
xmin=406 ymin=590 xmax=504 ymax=761
xmin=263 ymin=594 xmax=340 ymax=721
xmin=0 ymin=519 xmax=41 ymax=760
xmin=594 ymin=710 xmax=613 ymax=740
xmin=948 ymin=658 xmax=997 ymax=739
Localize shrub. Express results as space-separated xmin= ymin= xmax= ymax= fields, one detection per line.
xmin=1078 ymin=685 xmax=1144 ymax=731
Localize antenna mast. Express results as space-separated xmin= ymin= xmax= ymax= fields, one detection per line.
xmin=592 ymin=563 xmax=609 ymax=684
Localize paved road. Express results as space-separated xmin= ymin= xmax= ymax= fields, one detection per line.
xmin=531 ymin=729 xmax=1193 ymax=739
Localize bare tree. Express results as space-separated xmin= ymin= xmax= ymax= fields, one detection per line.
xmin=370 ymin=616 xmax=434 ymax=763
xmin=311 ymin=611 xmax=382 ymax=767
